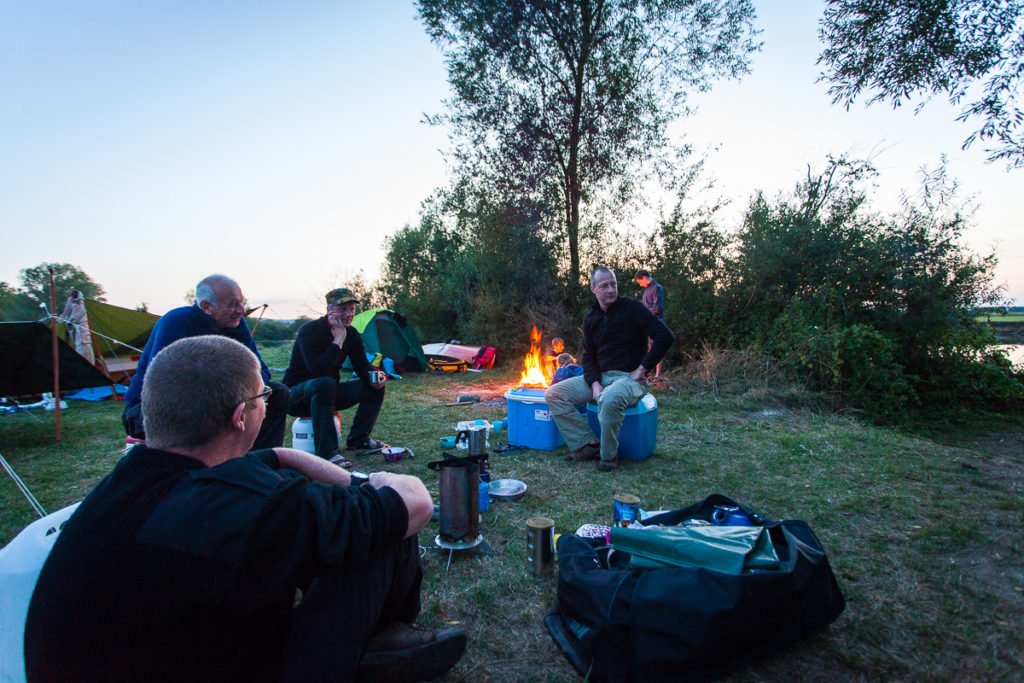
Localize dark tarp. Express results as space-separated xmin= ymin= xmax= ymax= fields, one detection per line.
xmin=0 ymin=322 xmax=113 ymax=397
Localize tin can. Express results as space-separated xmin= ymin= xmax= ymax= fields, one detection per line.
xmin=613 ymin=493 xmax=640 ymax=527
xmin=526 ymin=517 xmax=555 ymax=579
xmin=368 ymin=370 xmax=383 ymax=384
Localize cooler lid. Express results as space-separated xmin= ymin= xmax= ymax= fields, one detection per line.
xmin=503 ymin=386 xmax=549 ymax=404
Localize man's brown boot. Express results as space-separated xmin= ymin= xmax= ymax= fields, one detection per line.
xmin=356 ymin=622 xmax=467 ymax=682
xmin=566 ymin=441 xmax=600 ymax=462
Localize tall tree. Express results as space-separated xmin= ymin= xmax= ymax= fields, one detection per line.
xmin=418 ymin=0 xmax=760 ymax=285
xmin=818 ymin=0 xmax=1024 ymax=168
xmin=18 ymin=263 xmax=106 ymax=311
xmin=0 ymin=281 xmax=40 ymax=321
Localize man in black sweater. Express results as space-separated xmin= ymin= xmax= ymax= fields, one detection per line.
xmin=545 ymin=267 xmax=674 ymax=471
xmin=284 ymin=288 xmax=386 ymax=463
xmin=24 ymin=335 xmax=465 ymax=682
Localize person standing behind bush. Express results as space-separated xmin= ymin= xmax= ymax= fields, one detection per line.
xmin=634 ymin=269 xmax=666 ymax=379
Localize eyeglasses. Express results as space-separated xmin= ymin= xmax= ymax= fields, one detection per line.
xmin=244 ymin=386 xmax=272 ymax=405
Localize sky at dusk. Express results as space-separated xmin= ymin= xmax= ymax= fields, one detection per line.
xmin=2 ymin=0 xmax=1020 ymax=319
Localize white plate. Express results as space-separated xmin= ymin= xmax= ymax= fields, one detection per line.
xmin=489 ymin=479 xmax=527 ymax=500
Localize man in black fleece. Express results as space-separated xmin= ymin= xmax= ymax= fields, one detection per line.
xmin=24 ymin=335 xmax=465 ymax=682
xmin=545 ymin=267 xmax=674 ymax=472
xmin=284 ymin=287 xmax=387 ymax=462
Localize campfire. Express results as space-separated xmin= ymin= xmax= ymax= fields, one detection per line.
xmin=517 ymin=326 xmax=550 ymax=388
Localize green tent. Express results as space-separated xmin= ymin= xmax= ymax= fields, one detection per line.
xmin=81 ymin=300 xmax=159 ymax=359
xmin=57 ymin=300 xmax=160 ymax=384
xmin=347 ymin=308 xmax=428 ymax=373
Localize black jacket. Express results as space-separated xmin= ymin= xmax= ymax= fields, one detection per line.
xmin=581 ymin=296 xmax=674 ymax=386
xmin=283 ymin=316 xmax=374 ymax=387
xmin=24 ymin=445 xmax=407 ymax=681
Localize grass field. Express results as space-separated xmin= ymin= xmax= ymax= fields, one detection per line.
xmin=2 ymin=349 xmax=1022 ymax=681
xmin=978 ymin=312 xmax=1024 ymax=323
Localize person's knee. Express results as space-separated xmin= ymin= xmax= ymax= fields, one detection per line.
xmin=122 ymin=404 xmax=145 ymax=438
xmin=310 ymin=377 xmax=336 ymax=401
xmin=266 ymin=382 xmax=289 ymax=411
xmin=545 ymin=383 xmax=572 ymax=407
xmin=596 ymin=391 xmax=633 ymax=420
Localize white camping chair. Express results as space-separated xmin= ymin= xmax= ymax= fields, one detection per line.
xmin=0 ymin=503 xmax=80 ymax=682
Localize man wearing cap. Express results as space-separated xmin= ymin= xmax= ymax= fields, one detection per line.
xmin=284 ymin=288 xmax=387 ymax=462
xmin=122 ymin=273 xmax=289 ymax=449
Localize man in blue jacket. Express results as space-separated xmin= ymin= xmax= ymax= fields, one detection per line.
xmin=121 ymin=273 xmax=288 ymax=449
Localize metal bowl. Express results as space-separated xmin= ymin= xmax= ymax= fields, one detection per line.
xmin=489 ymin=478 xmax=527 ymax=501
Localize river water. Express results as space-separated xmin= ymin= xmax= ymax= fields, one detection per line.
xmin=992 ymin=344 xmax=1024 ymax=368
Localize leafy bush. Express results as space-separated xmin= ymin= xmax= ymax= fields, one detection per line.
xmin=733 ymin=158 xmax=1020 ymax=419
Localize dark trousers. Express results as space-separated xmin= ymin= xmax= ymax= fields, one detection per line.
xmin=287 ymin=377 xmax=385 ymax=458
xmin=122 ymin=381 xmax=290 ymax=449
xmin=281 ymin=534 xmax=422 ymax=681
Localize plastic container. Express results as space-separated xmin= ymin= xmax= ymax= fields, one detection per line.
xmin=478 ymin=480 xmax=490 ymax=512
xmin=586 ymin=394 xmax=658 ymax=461
xmin=291 ymin=415 xmax=341 ymax=454
xmin=504 ymin=387 xmax=565 ymax=450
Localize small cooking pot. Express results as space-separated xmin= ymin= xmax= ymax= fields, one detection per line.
xmin=382 ymin=446 xmax=412 ymax=463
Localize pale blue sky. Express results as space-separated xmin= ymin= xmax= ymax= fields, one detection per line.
xmin=2 ymin=1 xmax=1020 ymax=318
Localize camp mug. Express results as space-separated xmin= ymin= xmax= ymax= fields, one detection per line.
xmin=712 ymin=505 xmax=751 ymax=526
xmin=526 ymin=516 xmax=555 ymax=579
xmin=456 ymin=425 xmax=487 ymax=456
xmin=613 ymin=493 xmax=641 ymax=527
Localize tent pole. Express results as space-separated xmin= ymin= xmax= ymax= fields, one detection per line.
xmin=49 ymin=267 xmax=61 ymax=442
xmin=249 ymin=303 xmax=268 ymax=336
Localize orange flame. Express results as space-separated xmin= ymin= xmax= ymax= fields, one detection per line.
xmin=518 ymin=325 xmax=550 ymax=388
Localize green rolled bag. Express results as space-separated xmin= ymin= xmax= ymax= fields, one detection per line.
xmin=610 ymin=524 xmax=780 ymax=574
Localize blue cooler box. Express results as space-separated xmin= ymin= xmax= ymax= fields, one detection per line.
xmin=504 ymin=387 xmax=565 ymax=450
xmin=586 ymin=394 xmax=658 ymax=461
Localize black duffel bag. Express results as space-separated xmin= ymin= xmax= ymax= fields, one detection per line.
xmin=546 ymin=494 xmax=845 ymax=682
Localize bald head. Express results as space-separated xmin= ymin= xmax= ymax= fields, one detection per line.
xmin=196 ymin=274 xmax=246 ymax=330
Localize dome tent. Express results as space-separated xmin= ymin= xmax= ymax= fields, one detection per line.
xmin=344 ymin=308 xmax=428 ymax=373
